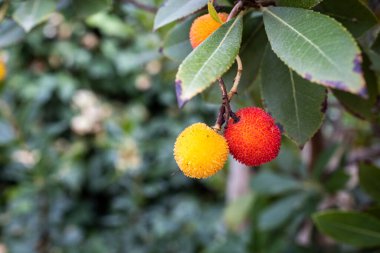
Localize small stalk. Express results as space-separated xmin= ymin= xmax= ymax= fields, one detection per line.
xmin=228 ymin=55 xmax=243 ymax=100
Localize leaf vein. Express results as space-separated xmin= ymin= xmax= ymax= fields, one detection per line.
xmin=187 ymin=17 xmax=240 ymax=93
xmin=289 ymin=69 xmax=301 ymax=141
xmin=265 ymin=9 xmax=342 ymax=75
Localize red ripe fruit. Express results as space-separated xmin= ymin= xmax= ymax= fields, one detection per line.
xmin=224 ymin=107 xmax=281 ymax=167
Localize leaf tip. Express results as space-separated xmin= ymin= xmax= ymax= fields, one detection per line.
xmin=304 ymin=73 xmax=312 ymax=81
xmin=275 ymin=122 xmax=284 ymax=134
xmin=175 ymin=80 xmax=187 ymax=108
xmin=353 ymin=54 xmax=363 ymax=74
xmin=358 ymin=86 xmax=368 ymax=99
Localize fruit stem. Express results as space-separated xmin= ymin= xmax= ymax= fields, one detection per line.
xmin=219 ymin=78 xmax=231 ymax=123
xmin=230 ymin=111 xmax=240 ymax=123
xmin=227 ymin=0 xmax=244 ymax=21
xmin=213 ymin=104 xmax=225 ymax=132
xmin=228 ymin=55 xmax=243 ymax=101
xmin=213 ymin=78 xmax=239 ymax=131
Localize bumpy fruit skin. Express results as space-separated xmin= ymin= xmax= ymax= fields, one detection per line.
xmin=224 ymin=107 xmax=281 ymax=167
xmin=174 ymin=123 xmax=229 ymax=179
xmin=189 ymin=12 xmax=228 ymax=48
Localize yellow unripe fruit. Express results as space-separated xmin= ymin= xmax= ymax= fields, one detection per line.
xmin=0 ymin=60 xmax=6 ymax=81
xmin=174 ymin=123 xmax=229 ymax=179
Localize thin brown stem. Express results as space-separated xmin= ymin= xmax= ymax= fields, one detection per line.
xmin=228 ymin=55 xmax=243 ymax=100
xmin=219 ymin=78 xmax=231 ymax=123
xmin=213 ymin=78 xmax=240 ymax=131
xmin=213 ymin=105 xmax=226 ymax=132
xmin=227 ymin=0 xmax=244 ymax=21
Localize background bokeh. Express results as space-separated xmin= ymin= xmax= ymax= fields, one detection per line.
xmin=0 ymin=0 xmax=380 ymax=253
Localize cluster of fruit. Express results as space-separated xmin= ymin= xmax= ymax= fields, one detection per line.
xmin=173 ymin=12 xmax=282 ymax=179
xmin=174 ymin=107 xmax=281 ymax=178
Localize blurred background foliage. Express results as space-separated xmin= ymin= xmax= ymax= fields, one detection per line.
xmin=0 ymin=0 xmax=379 ymax=253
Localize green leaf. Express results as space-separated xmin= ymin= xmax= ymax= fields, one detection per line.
xmin=12 ymin=0 xmax=56 ymax=32
xmin=325 ymin=169 xmax=350 ymax=193
xmin=230 ymin=12 xmax=267 ymax=92
xmin=313 ymin=211 xmax=380 ymax=247
xmin=163 ymin=16 xmax=194 ymax=62
xmin=333 ymin=53 xmax=379 ymax=121
xmin=251 ymin=171 xmax=302 ymax=195
xmin=261 ymin=47 xmax=326 ymax=147
xmin=71 ymin=0 xmax=112 ymax=18
xmin=238 ymin=16 xmax=267 ymax=92
xmin=175 ymin=15 xmax=243 ymax=107
xmin=277 ymin=0 xmax=322 ymax=8
xmin=0 ymin=120 xmax=15 ymax=145
xmin=86 ymin=13 xmax=134 ymax=39
xmin=366 ymin=31 xmax=380 ymax=72
xmin=0 ymin=19 xmax=26 ymax=48
xmin=316 ymin=0 xmax=377 ymax=37
xmin=312 ymin=144 xmax=340 ymax=179
xmin=114 ymin=51 xmax=160 ymax=75
xmin=359 ymin=163 xmax=380 ymax=202
xmin=366 ymin=207 xmax=380 ymax=220
xmin=202 ymin=12 xmax=267 ymax=104
xmin=208 ymin=1 xmax=222 ymax=23
xmin=259 ymin=192 xmax=309 ymax=231
xmin=154 ymin=0 xmax=208 ymax=30
xmin=372 ymin=33 xmax=380 ymax=55
xmin=224 ymin=192 xmax=255 ymax=231
xmin=263 ymin=7 xmax=365 ymax=95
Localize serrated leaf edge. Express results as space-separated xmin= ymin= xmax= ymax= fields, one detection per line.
xmin=154 ymin=0 xmax=208 ymax=30
xmin=260 ymin=47 xmax=327 ymax=148
xmin=263 ymin=7 xmax=366 ymax=95
xmin=175 ymin=15 xmax=243 ymax=107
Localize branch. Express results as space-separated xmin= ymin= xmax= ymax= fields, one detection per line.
xmin=213 ymin=104 xmax=226 ymax=132
xmin=228 ymin=55 xmax=243 ymax=100
xmin=227 ymin=0 xmax=244 ymax=21
xmin=122 ymin=0 xmax=157 ymax=13
xmin=213 ymin=78 xmax=229 ymax=131
xmin=213 ymin=78 xmax=239 ymax=131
